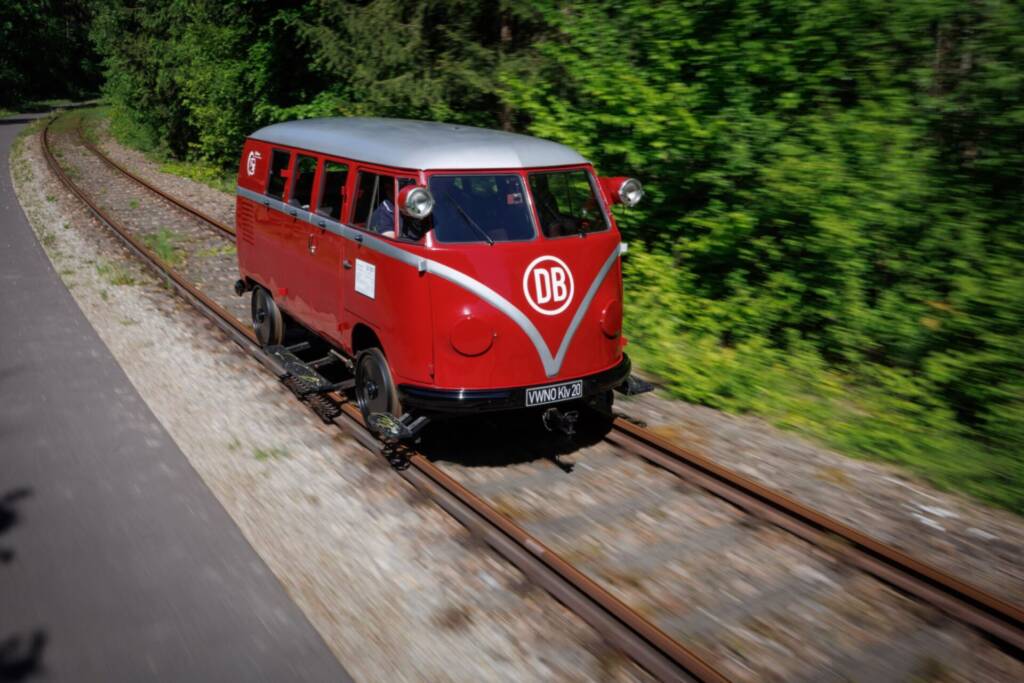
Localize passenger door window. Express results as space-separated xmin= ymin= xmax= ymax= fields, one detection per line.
xmin=352 ymin=171 xmax=397 ymax=236
xmin=289 ymin=154 xmax=318 ymax=210
xmin=266 ymin=149 xmax=292 ymax=200
xmin=316 ymin=160 xmax=349 ymax=220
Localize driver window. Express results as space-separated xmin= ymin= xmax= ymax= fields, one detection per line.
xmin=352 ymin=171 xmax=397 ymax=237
xmin=528 ymin=170 xmax=608 ymax=238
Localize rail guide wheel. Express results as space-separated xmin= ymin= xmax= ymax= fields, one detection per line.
xmin=251 ymin=286 xmax=284 ymax=347
xmin=355 ymin=348 xmax=402 ymax=425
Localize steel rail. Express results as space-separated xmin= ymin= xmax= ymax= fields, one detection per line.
xmin=44 ymin=113 xmax=727 ymax=683
xmin=607 ymin=418 xmax=1024 ymax=655
xmin=74 ymin=121 xmax=236 ymax=238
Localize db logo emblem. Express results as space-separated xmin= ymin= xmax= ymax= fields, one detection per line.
xmin=246 ymin=150 xmax=262 ymax=177
xmin=523 ymin=255 xmax=574 ymax=316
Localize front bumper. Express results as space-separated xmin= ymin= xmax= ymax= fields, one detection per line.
xmin=399 ymin=355 xmax=632 ymax=414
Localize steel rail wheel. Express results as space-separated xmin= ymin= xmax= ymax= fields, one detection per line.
xmin=250 ymin=287 xmax=284 ymax=347
xmin=355 ymin=348 xmax=401 ymax=423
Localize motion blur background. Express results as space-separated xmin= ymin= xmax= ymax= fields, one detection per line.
xmin=2 ymin=0 xmax=1021 ymax=512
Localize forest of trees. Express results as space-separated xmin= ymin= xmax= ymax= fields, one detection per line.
xmin=4 ymin=1 xmax=1023 ymax=509
xmin=0 ymin=0 xmax=99 ymax=107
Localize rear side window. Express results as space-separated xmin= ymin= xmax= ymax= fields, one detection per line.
xmin=317 ymin=160 xmax=349 ymax=220
xmin=289 ymin=155 xmax=318 ymax=209
xmin=528 ymin=169 xmax=609 ymax=238
xmin=266 ymin=149 xmax=291 ymax=200
xmin=352 ymin=171 xmax=397 ymax=235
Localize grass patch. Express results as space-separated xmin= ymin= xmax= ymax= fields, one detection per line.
xmin=96 ymin=261 xmax=136 ymax=286
xmin=253 ymin=446 xmax=288 ymax=461
xmin=129 ymin=199 xmax=139 ymax=210
xmin=196 ymin=242 xmax=236 ymax=259
xmin=158 ymin=159 xmax=236 ymax=193
xmin=141 ymin=228 xmax=186 ymax=268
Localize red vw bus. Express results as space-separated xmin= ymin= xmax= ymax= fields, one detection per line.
xmin=234 ymin=117 xmax=646 ymax=438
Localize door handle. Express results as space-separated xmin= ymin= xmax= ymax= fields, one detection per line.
xmin=342 ymin=259 xmax=352 ymax=270
xmin=307 ymin=234 xmax=317 ymax=254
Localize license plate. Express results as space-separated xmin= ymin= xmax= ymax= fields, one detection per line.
xmin=525 ymin=380 xmax=583 ymax=407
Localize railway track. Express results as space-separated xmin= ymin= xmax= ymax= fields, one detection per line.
xmin=43 ymin=111 xmax=1024 ymax=681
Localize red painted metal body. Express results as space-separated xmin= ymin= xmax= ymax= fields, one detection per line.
xmin=236 ymin=137 xmax=626 ymax=401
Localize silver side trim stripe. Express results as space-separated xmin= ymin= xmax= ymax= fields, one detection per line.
xmin=237 ymin=186 xmax=622 ymax=377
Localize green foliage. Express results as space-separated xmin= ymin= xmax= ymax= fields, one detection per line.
xmin=158 ymin=160 xmax=236 ymax=194
xmin=504 ymin=0 xmax=1024 ymax=511
xmin=88 ymin=0 xmax=1024 ymax=511
xmin=0 ymin=0 xmax=100 ymax=107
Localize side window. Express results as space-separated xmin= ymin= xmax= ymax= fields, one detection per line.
xmin=266 ymin=149 xmax=291 ymax=200
xmin=316 ymin=160 xmax=349 ymax=220
xmin=289 ymin=154 xmax=318 ymax=209
xmin=352 ymin=171 xmax=397 ymax=236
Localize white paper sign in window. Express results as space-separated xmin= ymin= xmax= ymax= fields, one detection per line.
xmin=354 ymin=259 xmax=376 ymax=299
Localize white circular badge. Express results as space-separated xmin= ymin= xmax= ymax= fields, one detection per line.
xmin=523 ymin=255 xmax=575 ymax=316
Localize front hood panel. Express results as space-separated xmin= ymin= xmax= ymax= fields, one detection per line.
xmin=426 ymin=232 xmax=624 ymax=388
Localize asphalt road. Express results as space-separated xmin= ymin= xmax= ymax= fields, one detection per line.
xmin=0 ymin=113 xmax=352 ymax=682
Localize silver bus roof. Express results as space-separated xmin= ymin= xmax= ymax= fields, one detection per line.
xmin=249 ymin=117 xmax=589 ymax=171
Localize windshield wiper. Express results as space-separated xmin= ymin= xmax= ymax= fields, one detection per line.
xmin=445 ymin=190 xmax=494 ymax=246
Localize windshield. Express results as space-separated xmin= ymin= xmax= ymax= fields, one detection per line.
xmin=429 ymin=174 xmax=535 ymax=243
xmin=528 ymin=169 xmax=609 ymax=238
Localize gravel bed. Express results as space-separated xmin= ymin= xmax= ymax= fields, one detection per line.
xmin=619 ymin=392 xmax=1024 ymax=605
xmin=419 ymin=416 xmax=1022 ymax=682
xmin=89 ymin=117 xmax=236 ymax=229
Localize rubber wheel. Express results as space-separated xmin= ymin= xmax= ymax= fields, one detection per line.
xmin=355 ymin=348 xmax=401 ymax=424
xmin=251 ymin=286 xmax=284 ymax=347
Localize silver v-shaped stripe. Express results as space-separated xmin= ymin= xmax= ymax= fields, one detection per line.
xmin=238 ymin=187 xmax=624 ymax=377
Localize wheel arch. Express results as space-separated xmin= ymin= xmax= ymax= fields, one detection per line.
xmin=351 ymin=323 xmax=384 ymax=356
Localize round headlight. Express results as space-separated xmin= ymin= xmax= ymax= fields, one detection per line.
xmin=618 ymin=178 xmax=644 ymax=207
xmin=401 ymin=186 xmax=435 ymax=219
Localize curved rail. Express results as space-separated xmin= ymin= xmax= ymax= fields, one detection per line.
xmin=50 ymin=111 xmax=1024 ymax=661
xmin=44 ymin=112 xmax=727 ymax=683
xmin=75 ymin=120 xmax=235 ymax=238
